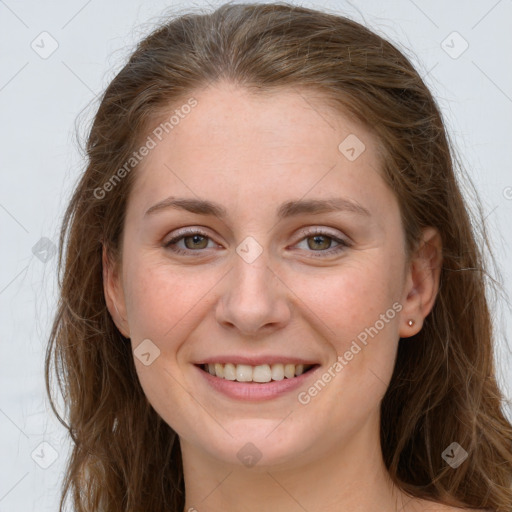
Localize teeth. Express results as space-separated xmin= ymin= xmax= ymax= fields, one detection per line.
xmin=214 ymin=363 xmax=224 ymax=378
xmin=202 ymin=362 xmax=313 ymax=382
xmin=224 ymin=363 xmax=236 ymax=380
xmin=236 ymin=364 xmax=253 ymax=382
xmin=284 ymin=363 xmax=295 ymax=379
xmin=271 ymin=364 xmax=284 ymax=381
xmin=253 ymin=364 xmax=271 ymax=383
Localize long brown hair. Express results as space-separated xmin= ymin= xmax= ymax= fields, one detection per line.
xmin=45 ymin=2 xmax=512 ymax=510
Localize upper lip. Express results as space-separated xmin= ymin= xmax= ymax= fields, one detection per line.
xmin=194 ymin=355 xmax=319 ymax=366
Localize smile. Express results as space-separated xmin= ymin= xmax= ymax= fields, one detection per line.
xmin=198 ymin=363 xmax=316 ymax=383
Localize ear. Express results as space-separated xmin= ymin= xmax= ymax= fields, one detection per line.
xmin=399 ymin=226 xmax=443 ymax=338
xmin=102 ymin=244 xmax=130 ymax=338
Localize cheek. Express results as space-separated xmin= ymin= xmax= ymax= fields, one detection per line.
xmin=293 ymin=256 xmax=400 ymax=338
xmin=123 ymin=258 xmax=221 ymax=343
xmin=122 ymin=260 xmax=218 ymax=427
xmin=291 ymin=256 xmax=402 ymax=392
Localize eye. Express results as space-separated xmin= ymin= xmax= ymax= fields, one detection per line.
xmin=164 ymin=228 xmax=217 ymax=256
xmin=163 ymin=227 xmax=351 ymax=257
xmin=293 ymin=228 xmax=351 ymax=257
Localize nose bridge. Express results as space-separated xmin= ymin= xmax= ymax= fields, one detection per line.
xmin=234 ymin=256 xmax=270 ymax=295
xmin=216 ymin=238 xmax=290 ymax=334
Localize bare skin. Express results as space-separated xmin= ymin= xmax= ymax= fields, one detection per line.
xmin=103 ymin=82 xmax=476 ymax=511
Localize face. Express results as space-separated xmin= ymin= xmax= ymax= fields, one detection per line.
xmin=104 ymin=82 xmax=434 ymax=471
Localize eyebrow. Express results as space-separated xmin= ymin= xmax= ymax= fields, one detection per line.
xmin=144 ymin=196 xmax=371 ymax=220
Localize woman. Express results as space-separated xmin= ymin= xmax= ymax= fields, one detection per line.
xmin=45 ymin=2 xmax=512 ymax=511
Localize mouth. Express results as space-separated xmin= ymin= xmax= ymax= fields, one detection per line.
xmin=196 ymin=362 xmax=318 ymax=383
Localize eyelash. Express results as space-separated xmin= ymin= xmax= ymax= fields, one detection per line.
xmin=163 ymin=227 xmax=351 ymax=258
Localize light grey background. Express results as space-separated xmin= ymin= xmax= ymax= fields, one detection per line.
xmin=1 ymin=0 xmax=511 ymax=509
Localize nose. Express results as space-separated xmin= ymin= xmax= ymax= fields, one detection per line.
xmin=215 ymin=250 xmax=292 ymax=336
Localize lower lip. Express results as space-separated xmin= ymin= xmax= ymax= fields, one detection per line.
xmin=194 ymin=364 xmax=321 ymax=401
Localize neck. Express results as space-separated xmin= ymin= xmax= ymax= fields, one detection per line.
xmin=180 ymin=411 xmax=407 ymax=512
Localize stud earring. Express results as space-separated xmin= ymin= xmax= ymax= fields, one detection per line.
xmin=407 ymin=319 xmax=415 ymax=327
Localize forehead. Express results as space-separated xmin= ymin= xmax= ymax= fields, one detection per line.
xmin=126 ymin=83 xmax=391 ymax=222
xmin=148 ymin=83 xmax=371 ymax=164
